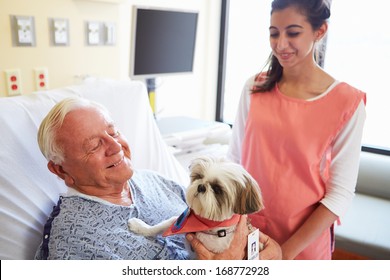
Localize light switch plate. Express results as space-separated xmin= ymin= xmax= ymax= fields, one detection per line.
xmin=86 ymin=21 xmax=101 ymax=45
xmin=10 ymin=15 xmax=36 ymax=47
xmin=104 ymin=22 xmax=116 ymax=45
xmin=50 ymin=18 xmax=69 ymax=46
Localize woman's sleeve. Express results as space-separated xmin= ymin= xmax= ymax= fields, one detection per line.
xmin=320 ymin=100 xmax=366 ymax=217
xmin=227 ymin=77 xmax=253 ymax=164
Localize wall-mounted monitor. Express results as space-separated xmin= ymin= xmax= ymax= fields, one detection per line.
xmin=129 ymin=6 xmax=198 ymax=79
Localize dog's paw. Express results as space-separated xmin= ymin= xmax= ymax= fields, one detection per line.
xmin=128 ymin=218 xmax=152 ymax=235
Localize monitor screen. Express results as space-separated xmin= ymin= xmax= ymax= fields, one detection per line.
xmin=130 ymin=7 xmax=198 ymax=79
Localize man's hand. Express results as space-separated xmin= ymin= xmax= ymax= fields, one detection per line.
xmin=186 ymin=215 xmax=282 ymax=260
xmin=186 ymin=215 xmax=249 ymax=260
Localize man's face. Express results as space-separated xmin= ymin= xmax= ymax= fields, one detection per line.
xmin=56 ymin=107 xmax=134 ymax=191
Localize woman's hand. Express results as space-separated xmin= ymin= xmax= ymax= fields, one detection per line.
xmin=259 ymin=232 xmax=282 ymax=260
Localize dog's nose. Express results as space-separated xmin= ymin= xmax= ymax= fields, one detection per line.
xmin=197 ymin=184 xmax=206 ymax=193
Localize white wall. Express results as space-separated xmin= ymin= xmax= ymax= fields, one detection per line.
xmin=0 ymin=0 xmax=221 ymax=120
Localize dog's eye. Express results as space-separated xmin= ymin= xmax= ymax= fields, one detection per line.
xmin=190 ymin=173 xmax=203 ymax=181
xmin=211 ymin=183 xmax=223 ymax=195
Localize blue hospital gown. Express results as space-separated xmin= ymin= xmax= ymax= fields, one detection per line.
xmin=34 ymin=170 xmax=189 ymax=260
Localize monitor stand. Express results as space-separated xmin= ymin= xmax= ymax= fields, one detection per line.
xmin=146 ymin=78 xmax=156 ymax=115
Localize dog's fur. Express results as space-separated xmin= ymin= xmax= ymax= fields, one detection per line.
xmin=128 ymin=156 xmax=264 ymax=255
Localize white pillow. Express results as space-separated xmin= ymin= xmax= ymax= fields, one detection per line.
xmin=0 ymin=78 xmax=188 ymax=259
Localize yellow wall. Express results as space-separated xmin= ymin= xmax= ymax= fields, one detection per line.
xmin=0 ymin=0 xmax=123 ymax=96
xmin=0 ymin=0 xmax=221 ymax=120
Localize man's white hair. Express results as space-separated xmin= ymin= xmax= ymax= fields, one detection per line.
xmin=37 ymin=97 xmax=109 ymax=164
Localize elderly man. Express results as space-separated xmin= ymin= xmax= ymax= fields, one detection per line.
xmin=34 ymin=97 xmax=281 ymax=260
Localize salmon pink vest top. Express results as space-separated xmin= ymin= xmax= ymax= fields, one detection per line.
xmin=242 ymin=81 xmax=366 ymax=259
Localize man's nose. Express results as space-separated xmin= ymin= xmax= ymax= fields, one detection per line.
xmin=106 ymin=137 xmax=122 ymax=156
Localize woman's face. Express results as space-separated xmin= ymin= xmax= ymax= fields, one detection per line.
xmin=269 ymin=6 xmax=319 ymax=69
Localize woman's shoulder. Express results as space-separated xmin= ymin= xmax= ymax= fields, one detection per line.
xmin=336 ymin=81 xmax=366 ymax=94
xmin=242 ymin=72 xmax=268 ymax=94
xmin=245 ymin=72 xmax=267 ymax=85
xmin=333 ymin=81 xmax=367 ymax=103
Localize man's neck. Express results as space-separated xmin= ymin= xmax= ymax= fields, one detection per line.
xmin=71 ymin=182 xmax=133 ymax=206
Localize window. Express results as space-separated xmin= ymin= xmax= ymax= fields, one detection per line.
xmin=219 ymin=0 xmax=390 ymax=152
xmin=220 ymin=0 xmax=272 ymax=124
xmin=324 ymin=0 xmax=390 ymax=151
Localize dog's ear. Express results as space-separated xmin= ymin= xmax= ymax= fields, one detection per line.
xmin=233 ymin=174 xmax=264 ymax=214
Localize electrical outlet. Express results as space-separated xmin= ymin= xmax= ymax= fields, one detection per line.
xmin=34 ymin=67 xmax=49 ymax=91
xmin=4 ymin=69 xmax=22 ymax=96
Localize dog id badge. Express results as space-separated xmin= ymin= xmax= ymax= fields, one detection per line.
xmin=247 ymin=228 xmax=260 ymax=260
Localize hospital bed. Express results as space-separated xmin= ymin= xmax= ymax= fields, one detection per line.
xmin=0 ymin=78 xmax=189 ymax=259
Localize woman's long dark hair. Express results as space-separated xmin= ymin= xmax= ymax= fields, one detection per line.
xmin=253 ymin=0 xmax=331 ymax=93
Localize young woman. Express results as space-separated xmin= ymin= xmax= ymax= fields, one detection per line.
xmin=228 ymin=0 xmax=366 ymax=259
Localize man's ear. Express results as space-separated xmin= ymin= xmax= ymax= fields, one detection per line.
xmin=48 ymin=161 xmax=63 ymax=177
xmin=47 ymin=161 xmax=74 ymax=186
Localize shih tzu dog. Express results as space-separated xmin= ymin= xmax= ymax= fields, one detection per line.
xmin=128 ymin=156 xmax=264 ymax=255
